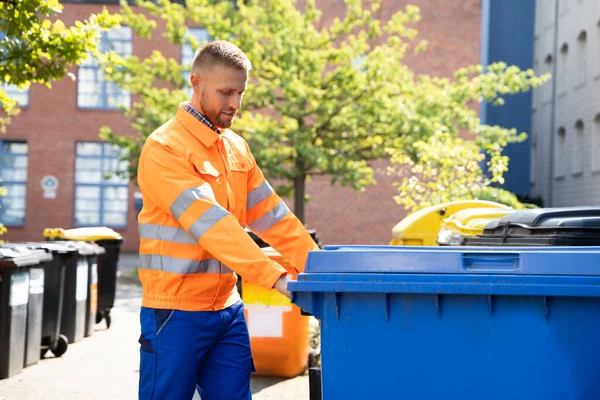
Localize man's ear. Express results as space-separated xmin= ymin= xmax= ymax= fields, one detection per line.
xmin=190 ymin=74 xmax=202 ymax=90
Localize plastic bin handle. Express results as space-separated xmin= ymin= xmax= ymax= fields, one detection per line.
xmin=462 ymin=253 xmax=520 ymax=272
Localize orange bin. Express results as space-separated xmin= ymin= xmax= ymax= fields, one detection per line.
xmin=242 ymin=247 xmax=310 ymax=378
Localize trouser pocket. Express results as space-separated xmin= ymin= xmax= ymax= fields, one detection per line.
xmin=139 ymin=307 xmax=159 ymax=399
xmin=139 ymin=335 xmax=156 ymax=399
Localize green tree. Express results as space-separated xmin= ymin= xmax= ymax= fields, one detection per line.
xmin=388 ymin=62 xmax=547 ymax=212
xmin=0 ymin=0 xmax=120 ymax=131
xmin=100 ymin=0 xmax=549 ymax=222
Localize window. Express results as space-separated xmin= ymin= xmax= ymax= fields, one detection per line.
xmin=558 ymin=43 xmax=569 ymax=94
xmin=77 ymin=27 xmax=132 ymax=109
xmin=0 ymin=141 xmax=28 ymax=226
xmin=573 ymin=120 xmax=585 ymax=175
xmin=594 ymin=114 xmax=600 ymax=171
xmin=576 ymin=30 xmax=587 ymax=87
xmin=555 ymin=127 xmax=567 ymax=178
xmin=74 ymin=142 xmax=129 ymax=227
xmin=0 ymin=32 xmax=29 ymax=107
xmin=181 ymin=28 xmax=211 ymax=98
xmin=3 ymin=84 xmax=28 ymax=107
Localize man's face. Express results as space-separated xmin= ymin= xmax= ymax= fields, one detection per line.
xmin=191 ymin=66 xmax=248 ymax=129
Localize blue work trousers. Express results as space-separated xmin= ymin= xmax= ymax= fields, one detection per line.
xmin=138 ymin=300 xmax=255 ymax=400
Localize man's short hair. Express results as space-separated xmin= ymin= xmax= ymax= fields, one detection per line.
xmin=191 ymin=40 xmax=252 ymax=75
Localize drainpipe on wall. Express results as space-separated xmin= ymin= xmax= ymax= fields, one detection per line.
xmin=547 ymin=0 xmax=559 ymax=206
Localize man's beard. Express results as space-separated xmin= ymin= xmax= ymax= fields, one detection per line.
xmin=201 ymin=89 xmax=235 ymax=129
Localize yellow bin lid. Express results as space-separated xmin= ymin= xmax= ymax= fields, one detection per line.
xmin=441 ymin=207 xmax=516 ymax=237
xmin=390 ymin=200 xmax=510 ymax=246
xmin=44 ymin=227 xmax=122 ymax=241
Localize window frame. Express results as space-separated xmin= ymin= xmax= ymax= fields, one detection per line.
xmin=76 ymin=27 xmax=133 ymax=110
xmin=0 ymin=31 xmax=30 ymax=108
xmin=0 ymin=140 xmax=28 ymax=227
xmin=73 ymin=141 xmax=129 ymax=228
xmin=181 ymin=27 xmax=212 ymax=98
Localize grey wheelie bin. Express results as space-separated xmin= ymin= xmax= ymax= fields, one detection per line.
xmin=0 ymin=248 xmax=39 ymax=379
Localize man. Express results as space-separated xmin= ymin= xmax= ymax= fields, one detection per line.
xmin=136 ymin=40 xmax=319 ymax=399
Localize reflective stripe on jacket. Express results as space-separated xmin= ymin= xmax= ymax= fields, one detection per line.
xmin=137 ymin=103 xmax=319 ymax=311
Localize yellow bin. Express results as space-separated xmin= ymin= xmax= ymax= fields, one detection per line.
xmin=390 ymin=200 xmax=510 ymax=246
xmin=242 ymin=247 xmax=310 ymax=378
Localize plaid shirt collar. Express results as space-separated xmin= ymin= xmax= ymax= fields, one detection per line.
xmin=182 ymin=102 xmax=220 ymax=133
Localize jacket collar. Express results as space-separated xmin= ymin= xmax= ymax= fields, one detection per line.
xmin=175 ymin=103 xmax=219 ymax=148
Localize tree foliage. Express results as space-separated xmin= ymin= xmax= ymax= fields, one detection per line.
xmin=99 ymin=0 xmax=550 ymax=222
xmin=0 ymin=0 xmax=120 ymax=131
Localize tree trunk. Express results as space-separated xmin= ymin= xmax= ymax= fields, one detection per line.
xmin=293 ymin=158 xmax=306 ymax=224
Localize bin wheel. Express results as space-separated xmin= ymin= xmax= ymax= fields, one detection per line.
xmin=96 ymin=311 xmax=103 ymax=324
xmin=51 ymin=335 xmax=69 ymax=357
xmin=105 ymin=312 xmax=112 ymax=329
xmin=40 ymin=348 xmax=49 ymax=359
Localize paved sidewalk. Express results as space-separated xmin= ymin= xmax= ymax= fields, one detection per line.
xmin=0 ymin=278 xmax=309 ymax=399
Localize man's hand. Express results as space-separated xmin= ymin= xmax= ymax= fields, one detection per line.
xmin=274 ymin=274 xmax=292 ymax=298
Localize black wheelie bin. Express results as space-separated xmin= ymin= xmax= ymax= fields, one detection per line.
xmin=94 ymin=237 xmax=122 ymax=329
xmin=57 ymin=241 xmax=93 ymax=344
xmin=36 ymin=242 xmax=76 ymax=358
xmin=44 ymin=227 xmax=123 ymax=330
xmin=20 ymin=245 xmax=51 ymax=367
xmin=84 ymin=242 xmax=104 ymax=337
xmin=0 ymin=248 xmax=39 ymax=379
xmin=463 ymin=206 xmax=600 ymax=246
xmin=60 ymin=240 xmax=99 ymax=340
xmin=0 ymin=243 xmax=52 ymax=367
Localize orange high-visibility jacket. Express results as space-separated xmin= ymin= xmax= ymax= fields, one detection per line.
xmin=137 ymin=104 xmax=319 ymax=311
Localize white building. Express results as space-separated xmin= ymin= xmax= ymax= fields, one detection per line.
xmin=530 ymin=0 xmax=600 ymax=206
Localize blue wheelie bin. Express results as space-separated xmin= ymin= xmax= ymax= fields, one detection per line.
xmin=290 ymin=245 xmax=600 ymax=400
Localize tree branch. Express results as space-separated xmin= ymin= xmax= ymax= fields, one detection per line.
xmin=0 ymin=53 xmax=29 ymax=63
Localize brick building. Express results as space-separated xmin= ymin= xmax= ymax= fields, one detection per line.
xmin=2 ymin=0 xmax=482 ymax=252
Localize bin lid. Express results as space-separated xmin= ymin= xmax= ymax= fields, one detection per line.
xmin=537 ymin=216 xmax=600 ymax=228
xmin=0 ymin=248 xmax=40 ymax=268
xmin=52 ymin=240 xmax=96 ymax=256
xmin=485 ymin=206 xmax=600 ymax=230
xmin=441 ymin=208 xmax=515 ymax=236
xmin=0 ymin=243 xmax=54 ymax=263
xmin=33 ymin=242 xmax=78 ymax=254
xmin=44 ymin=226 xmax=123 ymax=241
xmin=302 ymin=246 xmax=600 ymax=276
